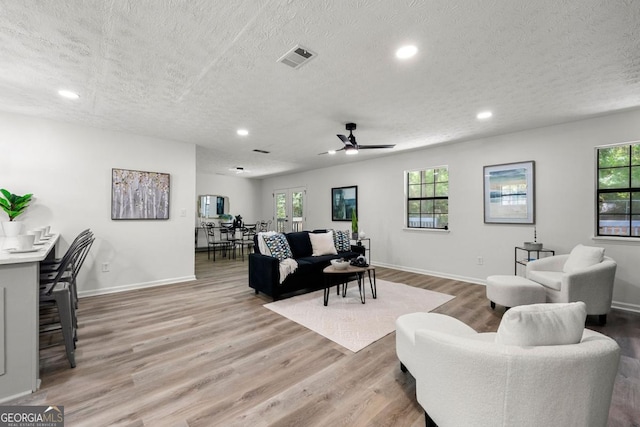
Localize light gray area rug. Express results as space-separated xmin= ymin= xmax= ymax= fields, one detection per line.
xmin=264 ymin=279 xmax=455 ymax=352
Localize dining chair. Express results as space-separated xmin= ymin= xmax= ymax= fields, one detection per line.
xmin=220 ymin=222 xmax=240 ymax=259
xmin=40 ymin=234 xmax=94 ymax=343
xmin=40 ymin=228 xmax=92 ymax=268
xmin=202 ymin=222 xmax=230 ymax=261
xmin=40 ymin=229 xmax=94 ymax=309
xmin=257 ymin=219 xmax=273 ymax=232
xmin=39 ymin=235 xmax=94 ymax=368
xmin=238 ymin=223 xmax=257 ymax=261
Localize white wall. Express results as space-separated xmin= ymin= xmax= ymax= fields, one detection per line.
xmin=1 ymin=112 xmax=196 ymax=296
xmin=260 ymin=109 xmax=640 ymax=311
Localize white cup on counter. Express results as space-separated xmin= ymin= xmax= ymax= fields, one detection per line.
xmin=39 ymin=226 xmax=51 ymax=237
xmin=27 ymin=229 xmax=42 ymax=243
xmin=16 ymin=234 xmax=35 ymax=251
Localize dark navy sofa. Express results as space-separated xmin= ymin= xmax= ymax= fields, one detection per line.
xmin=248 ymin=230 xmax=364 ymax=300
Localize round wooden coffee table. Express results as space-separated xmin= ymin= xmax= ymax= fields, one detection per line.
xmin=322 ymin=264 xmax=377 ymax=306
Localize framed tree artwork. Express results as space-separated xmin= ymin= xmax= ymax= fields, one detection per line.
xmin=111 ymin=168 xmax=170 ymax=220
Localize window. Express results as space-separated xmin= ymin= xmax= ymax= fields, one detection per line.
xmin=407 ymin=166 xmax=449 ymax=229
xmin=597 ymin=142 xmax=640 ymax=237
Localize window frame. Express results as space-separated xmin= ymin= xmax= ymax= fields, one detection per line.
xmin=405 ymin=166 xmax=449 ymax=230
xmin=596 ymin=141 xmax=640 ymax=239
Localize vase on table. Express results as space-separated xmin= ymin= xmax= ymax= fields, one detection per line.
xmin=2 ymin=221 xmax=22 ymax=237
xmin=1 ymin=221 xmax=23 ymax=250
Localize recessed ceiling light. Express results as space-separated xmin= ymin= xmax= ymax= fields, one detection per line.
xmin=328 ymin=150 xmax=336 ymax=155
xmin=477 ymin=111 xmax=493 ymax=120
xmin=396 ymin=45 xmax=418 ymax=59
xmin=58 ymin=90 xmax=79 ymax=100
xmin=237 ymin=129 xmax=249 ymax=136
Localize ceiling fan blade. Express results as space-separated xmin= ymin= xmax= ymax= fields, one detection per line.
xmin=357 ymin=144 xmax=396 ymax=149
xmin=337 ymin=134 xmax=352 ymax=145
xmin=318 ymin=147 xmax=345 ymax=155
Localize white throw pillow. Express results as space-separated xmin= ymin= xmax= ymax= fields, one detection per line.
xmin=309 ymin=231 xmax=338 ymax=256
xmin=496 ymin=302 xmax=586 ymax=346
xmin=563 ymin=244 xmax=605 ymax=273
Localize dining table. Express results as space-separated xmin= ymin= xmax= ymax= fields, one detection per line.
xmin=220 ymin=223 xmax=256 ymax=260
xmin=0 ymin=233 xmax=59 ymax=401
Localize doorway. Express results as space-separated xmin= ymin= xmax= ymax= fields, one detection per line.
xmin=273 ymin=187 xmax=306 ymax=232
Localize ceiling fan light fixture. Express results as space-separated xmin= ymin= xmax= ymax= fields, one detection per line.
xmin=334 ymin=122 xmax=394 ymax=154
xmin=396 ymin=45 xmax=418 ymax=59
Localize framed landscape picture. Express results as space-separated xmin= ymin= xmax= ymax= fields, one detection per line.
xmin=483 ymin=161 xmax=535 ymax=224
xmin=111 ymin=168 xmax=170 ymax=220
xmin=332 ymin=186 xmax=357 ymax=221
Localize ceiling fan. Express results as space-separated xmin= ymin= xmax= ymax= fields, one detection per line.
xmin=319 ymin=123 xmax=395 ymax=155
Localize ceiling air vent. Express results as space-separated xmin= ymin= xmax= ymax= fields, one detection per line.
xmin=277 ymin=45 xmax=316 ymax=69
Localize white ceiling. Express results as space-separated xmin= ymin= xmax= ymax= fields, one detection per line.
xmin=2 ymin=1 xmax=640 ymax=178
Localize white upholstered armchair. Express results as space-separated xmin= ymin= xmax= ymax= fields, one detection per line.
xmin=526 ymin=244 xmax=616 ymax=324
xmin=396 ymin=303 xmax=620 ymax=427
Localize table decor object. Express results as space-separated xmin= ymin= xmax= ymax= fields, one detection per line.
xmin=524 ymin=226 xmax=542 ymax=250
xmin=330 ymin=258 xmax=348 ymax=270
xmin=0 ymin=189 xmax=32 ymax=237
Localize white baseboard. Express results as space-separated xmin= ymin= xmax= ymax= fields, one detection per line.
xmin=371 ymin=261 xmax=486 ymax=286
xmin=372 ymin=262 xmax=640 ymax=314
xmin=76 ymin=266 xmax=640 ymax=315
xmin=0 ymin=389 xmax=33 ymax=404
xmin=78 ymin=275 xmax=197 ymax=298
xmin=611 ymin=301 xmax=640 ymax=314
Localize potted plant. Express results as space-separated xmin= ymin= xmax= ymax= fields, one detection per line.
xmin=0 ymin=189 xmax=33 ymax=237
xmin=351 ymin=210 xmax=358 ymax=240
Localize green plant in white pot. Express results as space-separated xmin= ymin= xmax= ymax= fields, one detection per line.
xmin=0 ymin=189 xmax=33 ymax=237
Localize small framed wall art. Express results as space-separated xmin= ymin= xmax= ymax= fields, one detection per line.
xmin=111 ymin=168 xmax=170 ymax=220
xmin=331 ymin=186 xmax=358 ymax=221
xmin=483 ymin=161 xmax=535 ymax=224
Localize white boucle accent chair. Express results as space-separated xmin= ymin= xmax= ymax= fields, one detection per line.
xmin=526 ymin=244 xmax=616 ymax=324
xmin=396 ymin=302 xmax=620 ymax=427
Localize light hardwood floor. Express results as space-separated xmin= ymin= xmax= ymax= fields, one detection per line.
xmin=11 ymin=253 xmax=640 ymax=426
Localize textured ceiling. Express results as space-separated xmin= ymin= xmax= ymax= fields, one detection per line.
xmin=1 ymin=0 xmax=640 ymax=178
